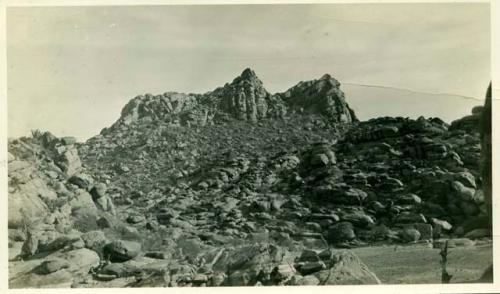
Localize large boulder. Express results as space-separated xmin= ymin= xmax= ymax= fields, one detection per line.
xmin=103 ymin=240 xmax=142 ymax=262
xmin=313 ymin=250 xmax=381 ymax=285
xmin=213 ymin=243 xmax=290 ymax=286
xmin=55 ymin=146 xmax=82 ymax=177
xmin=9 ymin=248 xmax=100 ymax=288
xmin=327 ymin=222 xmax=356 ymax=244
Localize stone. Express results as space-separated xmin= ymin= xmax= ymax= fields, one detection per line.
xmin=56 ymin=146 xmax=82 ymax=177
xmin=413 ymin=223 xmax=433 ymax=241
xmin=97 ymin=216 xmax=112 ymax=228
xmin=464 ymin=228 xmax=490 ymax=239
xmin=297 ymin=249 xmax=321 ymax=262
xmin=8 ymin=152 xmax=15 ymax=162
xmin=21 ymin=230 xmax=39 ymax=257
xmin=455 ymin=171 xmax=477 ymax=188
xmin=208 ymin=273 xmax=226 ymax=286
xmin=327 ymin=222 xmax=356 ymax=244
xmin=271 ymin=264 xmax=296 ymax=281
xmin=145 ymin=251 xmax=170 ymax=259
xmin=452 ymin=181 xmax=476 ymax=201
xmin=127 ymin=214 xmax=146 ymax=224
xmin=68 ymin=173 xmax=94 ymax=190
xmin=396 ymin=193 xmax=422 ymax=205
xmin=341 ymin=212 xmax=375 ymax=228
xmin=81 ymin=230 xmax=108 ymax=253
xmin=61 ymin=136 xmax=77 ymax=145
xmin=90 ymin=183 xmax=107 ymax=199
xmin=297 ymin=261 xmax=326 ymax=275
xmin=36 ymin=258 xmax=70 ymax=275
xmin=9 ymin=229 xmax=26 ymax=242
xmin=103 ymin=240 xmax=142 ymax=262
xmin=313 ymin=250 xmax=380 ymax=285
xmin=431 ymin=218 xmax=453 ymax=231
xmin=99 ymin=263 xmax=139 ymax=278
xmin=311 ymin=153 xmax=330 ymax=167
xmin=394 ymin=212 xmax=426 ymax=224
xmin=400 ymin=228 xmax=421 ymax=243
xmin=289 ymin=274 xmax=321 ymax=285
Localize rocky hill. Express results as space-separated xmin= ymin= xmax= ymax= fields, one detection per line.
xmin=104 ymin=68 xmax=356 ymax=133
xmin=7 ymin=69 xmax=491 ymax=288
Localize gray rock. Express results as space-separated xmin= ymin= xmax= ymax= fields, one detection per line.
xmin=297 ymin=249 xmax=321 ymax=262
xmin=464 ymin=228 xmax=490 ymax=239
xmin=68 ymin=173 xmax=94 ymax=190
xmin=327 ymin=222 xmax=356 ymax=244
xmin=81 ymin=230 xmax=108 ymax=253
xmin=452 ymin=181 xmax=476 ymax=201
xmin=311 ymin=153 xmax=330 ymax=167
xmin=36 ymin=258 xmax=70 ymax=275
xmin=103 ymin=240 xmax=142 ymax=262
xmin=313 ymin=250 xmax=381 ymax=285
xmin=399 ymin=228 xmax=421 ymax=243
xmin=413 ymin=223 xmax=433 ymax=241
xmin=297 ymin=261 xmax=327 ymax=275
xmin=288 ymin=274 xmax=320 ymax=285
xmin=396 ymin=193 xmax=422 ymax=205
xmin=394 ymin=212 xmax=427 ymax=224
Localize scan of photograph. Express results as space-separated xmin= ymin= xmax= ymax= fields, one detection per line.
xmin=1 ymin=0 xmax=497 ymax=293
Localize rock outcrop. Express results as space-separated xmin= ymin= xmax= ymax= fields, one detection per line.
xmin=278 ymin=74 xmax=357 ymax=123
xmin=105 ymin=68 xmax=356 ymax=133
xmin=8 ymin=70 xmax=491 ymax=287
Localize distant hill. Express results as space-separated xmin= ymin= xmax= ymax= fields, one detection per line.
xmin=342 ymin=83 xmax=483 ymax=123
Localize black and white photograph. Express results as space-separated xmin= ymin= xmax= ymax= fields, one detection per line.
xmin=2 ymin=0 xmax=497 ymax=291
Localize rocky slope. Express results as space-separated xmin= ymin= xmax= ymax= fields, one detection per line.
xmin=8 ymin=69 xmax=491 ymax=288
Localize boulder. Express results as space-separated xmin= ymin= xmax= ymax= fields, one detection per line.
xmin=311 ymin=153 xmax=330 ymax=167
xmin=327 ymin=222 xmax=356 ymax=244
xmin=56 ymin=146 xmax=82 ymax=177
xmin=67 ymin=173 xmax=94 ymax=190
xmin=9 ymin=248 xmax=100 ymax=288
xmin=399 ymin=228 xmax=421 ymax=243
xmin=396 ymin=193 xmax=422 ymax=205
xmin=288 ymin=274 xmax=321 ymax=285
xmin=313 ymin=250 xmax=381 ymax=285
xmin=341 ymin=211 xmax=375 ymax=228
xmin=297 ymin=261 xmax=327 ymax=275
xmin=394 ymin=212 xmax=426 ymax=224
xmin=464 ymin=228 xmax=490 ymax=239
xmin=103 ymin=240 xmax=142 ymax=262
xmin=452 ymin=181 xmax=476 ymax=201
xmin=413 ymin=223 xmax=433 ymax=241
xmin=81 ymin=230 xmax=108 ymax=253
xmin=36 ymin=258 xmax=70 ymax=275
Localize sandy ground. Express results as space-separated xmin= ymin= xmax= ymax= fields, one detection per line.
xmin=353 ymin=241 xmax=493 ymax=284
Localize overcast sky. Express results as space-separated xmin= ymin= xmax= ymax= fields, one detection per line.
xmin=7 ymin=3 xmax=490 ymax=140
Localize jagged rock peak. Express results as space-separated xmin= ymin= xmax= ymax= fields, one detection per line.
xmin=212 ymin=68 xmax=281 ymax=122
xmin=230 ymin=68 xmax=265 ymax=87
xmin=280 ymin=73 xmax=357 ymax=123
xmin=320 ymin=73 xmax=333 ymax=80
xmin=240 ymin=68 xmax=258 ymax=79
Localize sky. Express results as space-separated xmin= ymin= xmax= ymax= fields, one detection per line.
xmin=7 ymin=3 xmax=491 ymax=140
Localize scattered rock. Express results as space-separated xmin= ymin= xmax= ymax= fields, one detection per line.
xmin=313 ymin=250 xmax=381 ymax=285
xmin=103 ymin=240 xmax=142 ymax=262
